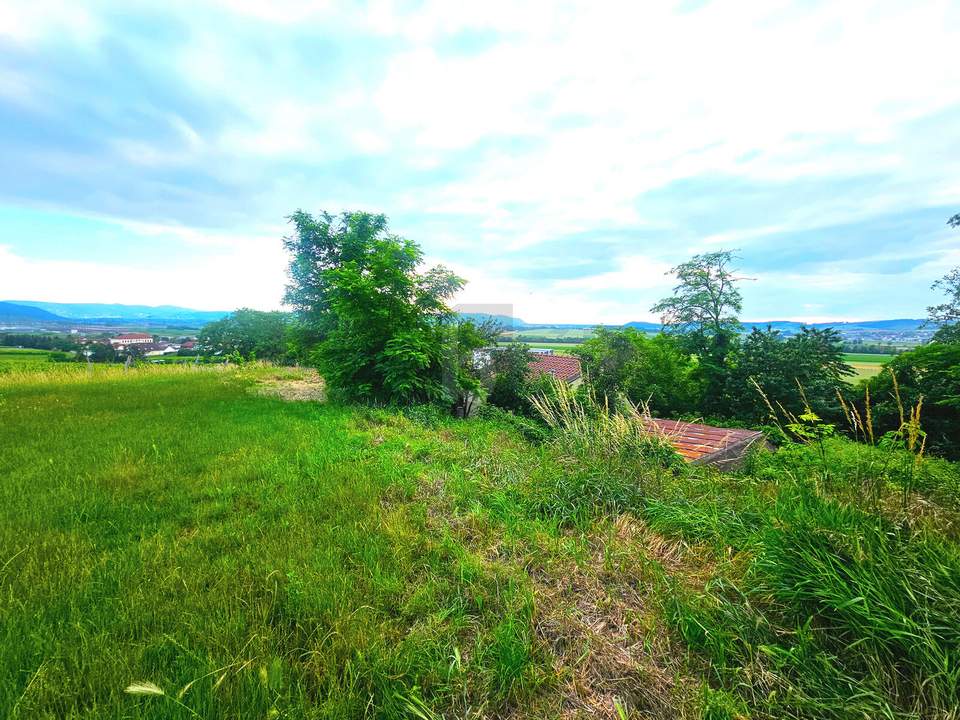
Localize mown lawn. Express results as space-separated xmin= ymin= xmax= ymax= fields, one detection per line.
xmin=2 ymin=365 xmax=959 ymax=719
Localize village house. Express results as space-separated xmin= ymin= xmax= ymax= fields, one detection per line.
xmin=527 ymin=354 xmax=582 ymax=386
xmin=109 ymin=332 xmax=154 ymax=349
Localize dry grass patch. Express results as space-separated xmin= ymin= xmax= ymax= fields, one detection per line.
xmin=517 ymin=516 xmax=703 ymax=720
xmin=251 ymin=367 xmax=326 ymax=402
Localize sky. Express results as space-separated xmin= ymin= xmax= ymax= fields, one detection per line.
xmin=1 ymin=0 xmax=959 ymax=324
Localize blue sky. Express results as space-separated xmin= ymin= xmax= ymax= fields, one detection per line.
xmin=1 ymin=1 xmax=958 ymax=323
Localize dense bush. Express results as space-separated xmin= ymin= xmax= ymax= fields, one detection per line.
xmin=724 ymin=326 xmax=853 ymax=422
xmin=199 ymin=308 xmax=291 ymax=362
xmin=574 ymin=328 xmax=701 ymax=416
xmin=864 ymin=343 xmax=960 ymax=459
xmin=282 ymin=210 xmax=487 ymax=405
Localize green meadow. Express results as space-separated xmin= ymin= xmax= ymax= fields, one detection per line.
xmin=0 ymin=347 xmax=59 ymax=367
xmin=842 ymin=352 xmax=893 ymax=382
xmin=2 ymin=364 xmax=960 ymax=719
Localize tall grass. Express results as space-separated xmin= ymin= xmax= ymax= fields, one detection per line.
xmin=529 ymin=375 xmax=960 ymax=718
xmin=0 ymin=365 xmax=548 ymax=718
xmin=3 ymin=364 xmax=959 ymax=719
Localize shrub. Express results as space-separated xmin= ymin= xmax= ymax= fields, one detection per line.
xmin=864 ymin=345 xmax=960 ymax=459
xmin=574 ymin=328 xmax=702 ymax=416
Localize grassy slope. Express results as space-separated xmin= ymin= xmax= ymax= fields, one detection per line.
xmin=2 ymin=365 xmax=959 ymax=719
xmin=0 ymin=366 xmax=652 ymax=719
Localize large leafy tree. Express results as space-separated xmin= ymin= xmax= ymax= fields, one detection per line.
xmin=199 ymin=308 xmax=290 ymax=361
xmin=927 ymin=216 xmax=960 ymax=343
xmin=651 ymin=250 xmax=743 ymax=337
xmin=651 ymin=250 xmax=743 ymax=410
xmin=725 ymin=326 xmax=853 ymax=422
xmin=574 ymin=327 xmax=701 ymax=416
xmin=283 ymin=210 xmax=467 ymax=403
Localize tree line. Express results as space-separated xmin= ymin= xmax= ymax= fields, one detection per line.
xmin=201 ymin=210 xmax=960 ymax=459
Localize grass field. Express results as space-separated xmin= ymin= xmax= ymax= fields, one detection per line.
xmin=500 ymin=329 xmax=594 ymax=342
xmin=3 ymin=365 xmax=959 ymax=719
xmin=0 ymin=347 xmax=68 ymax=371
xmin=842 ymin=352 xmax=892 ymax=382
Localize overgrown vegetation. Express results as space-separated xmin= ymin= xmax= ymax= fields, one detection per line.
xmin=198 ymin=308 xmax=291 ymax=362
xmin=282 ymin=210 xmax=492 ymax=405
xmin=3 ymin=364 xmax=960 ymax=719
xmin=4 ymin=213 xmax=959 ymax=718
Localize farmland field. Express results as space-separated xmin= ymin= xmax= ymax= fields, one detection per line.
xmin=0 ymin=347 xmax=67 ymax=370
xmin=2 ymin=365 xmax=959 ymax=719
xmin=842 ymin=352 xmax=892 ymax=382
xmin=499 ymin=328 xmax=594 ymax=342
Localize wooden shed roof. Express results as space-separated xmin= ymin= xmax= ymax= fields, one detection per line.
xmin=646 ymin=418 xmax=766 ymax=468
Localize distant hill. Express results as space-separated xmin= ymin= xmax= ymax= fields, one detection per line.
xmin=622 ymin=321 xmax=662 ymax=332
xmin=740 ymin=319 xmax=926 ymax=334
xmin=0 ymin=301 xmax=71 ymax=325
xmin=456 ymin=312 xmax=526 ymax=329
xmin=5 ymin=301 xmax=229 ymax=326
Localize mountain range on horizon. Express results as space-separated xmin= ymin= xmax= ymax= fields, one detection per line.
xmin=1 ymin=301 xmax=933 ymax=336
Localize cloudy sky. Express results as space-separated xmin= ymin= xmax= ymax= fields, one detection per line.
xmin=1 ymin=0 xmax=958 ymax=323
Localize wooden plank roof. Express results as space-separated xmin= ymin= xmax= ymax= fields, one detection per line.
xmin=646 ymin=418 xmax=765 ymax=466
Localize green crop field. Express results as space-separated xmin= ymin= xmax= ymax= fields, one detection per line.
xmin=843 ymin=353 xmax=893 ymax=364
xmin=0 ymin=347 xmax=54 ymax=361
xmin=842 ymin=353 xmax=892 ymax=382
xmin=3 ymin=364 xmax=959 ymax=719
xmin=0 ymin=347 xmax=66 ymax=371
xmin=500 ymin=328 xmax=595 ymax=341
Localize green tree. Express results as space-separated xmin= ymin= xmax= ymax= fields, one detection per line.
xmin=651 ymin=250 xmax=743 ymax=411
xmin=725 ymin=326 xmax=853 ymax=422
xmin=450 ymin=318 xmax=500 ymax=415
xmin=85 ymin=343 xmax=117 ymax=363
xmin=199 ymin=309 xmax=290 ymax=362
xmin=484 ymin=344 xmax=535 ymax=414
xmin=865 ymin=343 xmax=960 ymax=459
xmin=283 ymin=210 xmax=466 ymax=404
xmin=927 ymin=266 xmax=960 ymax=343
xmin=575 ymin=327 xmax=701 ymax=416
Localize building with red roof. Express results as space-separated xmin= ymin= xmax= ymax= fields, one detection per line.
xmin=528 ymin=354 xmax=582 ymax=384
xmin=109 ymin=332 xmax=154 ymax=347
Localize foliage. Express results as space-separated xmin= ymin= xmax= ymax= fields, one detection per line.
xmin=483 ymin=344 xmax=536 ymax=414
xmin=283 ymin=210 xmax=468 ymax=404
xmin=0 ymin=333 xmax=80 ymax=352
xmin=85 ymin=343 xmax=118 ymax=363
xmin=864 ymin=344 xmax=960 ymax=459
xmin=449 ymin=318 xmax=500 ymax=415
xmin=199 ymin=308 xmax=291 ymax=362
xmin=651 ymin=250 xmax=743 ymax=412
xmin=651 ymin=250 xmax=744 ymax=337
xmin=725 ymin=326 xmax=853 ymax=422
xmin=574 ymin=327 xmax=701 ymax=416
xmin=927 ymin=265 xmax=960 ymax=342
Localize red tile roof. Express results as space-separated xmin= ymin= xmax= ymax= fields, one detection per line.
xmin=528 ymin=355 xmax=582 ymax=383
xmin=646 ymin=418 xmax=765 ymax=464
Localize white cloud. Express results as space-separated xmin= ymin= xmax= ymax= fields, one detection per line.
xmin=0 ymin=1 xmax=100 ymax=46
xmin=0 ymin=242 xmax=287 ymax=311
xmin=2 ymin=0 xmax=959 ymax=322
